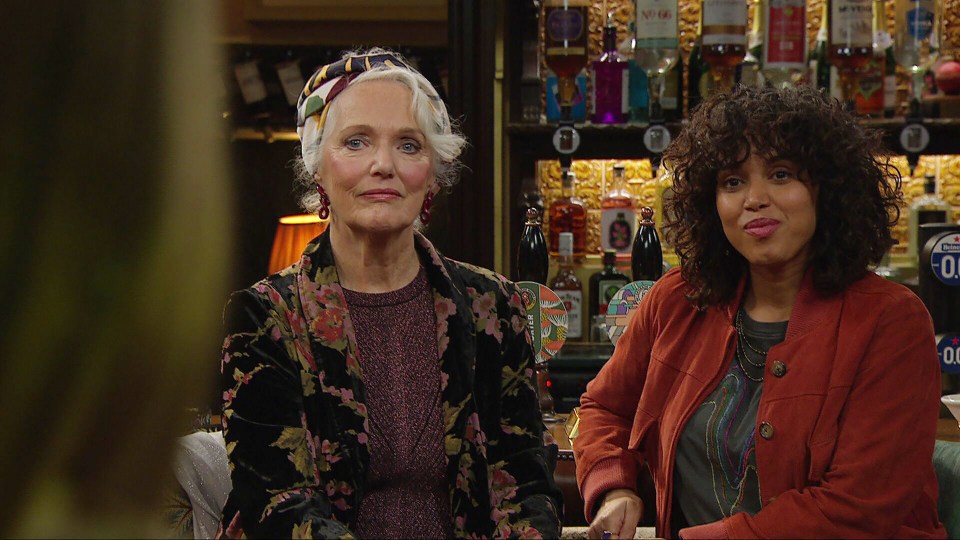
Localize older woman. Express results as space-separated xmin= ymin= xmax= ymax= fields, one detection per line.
xmin=219 ymin=49 xmax=561 ymax=538
xmin=575 ymin=85 xmax=945 ymax=539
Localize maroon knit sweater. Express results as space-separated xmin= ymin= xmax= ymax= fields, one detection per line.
xmin=342 ymin=269 xmax=452 ymax=539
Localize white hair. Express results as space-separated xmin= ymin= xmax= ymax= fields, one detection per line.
xmin=294 ymin=48 xmax=466 ymax=215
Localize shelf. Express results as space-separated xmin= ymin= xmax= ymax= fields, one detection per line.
xmin=231 ymin=127 xmax=299 ymax=143
xmin=507 ymin=118 xmax=960 ymax=161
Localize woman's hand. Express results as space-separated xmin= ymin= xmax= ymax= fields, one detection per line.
xmin=587 ymin=488 xmax=643 ymax=539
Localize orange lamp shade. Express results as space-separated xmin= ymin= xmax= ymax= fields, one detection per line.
xmin=268 ymin=214 xmax=328 ymax=274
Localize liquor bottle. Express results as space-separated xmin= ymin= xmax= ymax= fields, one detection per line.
xmin=893 ymin=0 xmax=943 ymax=104
xmin=741 ymin=0 xmax=764 ymax=89
xmin=907 ymin=174 xmax=951 ymax=261
xmin=828 ymin=0 xmax=874 ymax=108
xmin=661 ymin=54 xmax=684 ymax=122
xmin=601 ymin=165 xmax=637 ymax=253
xmin=591 ymin=12 xmax=630 ymax=124
xmin=551 ymin=232 xmax=584 ymax=341
xmin=619 ymin=22 xmax=650 ymax=123
xmin=855 ymin=0 xmax=888 ymax=115
xmin=588 ymin=250 xmax=631 ymax=332
xmin=542 ymin=0 xmax=591 ymax=110
xmin=702 ymin=0 xmax=748 ymax=91
xmin=275 ymin=49 xmax=306 ymax=109
xmin=809 ymin=2 xmax=841 ymax=98
xmin=233 ymin=49 xmax=269 ymax=121
xmin=548 ymin=171 xmax=587 ymax=258
xmin=761 ymin=0 xmax=808 ymax=87
xmin=634 ymin=0 xmax=680 ymax=121
xmin=631 ymin=206 xmax=664 ymax=281
xmin=688 ymin=12 xmax=713 ymax=115
xmin=517 ymin=208 xmax=549 ymax=284
xmin=882 ymin=28 xmax=898 ymax=118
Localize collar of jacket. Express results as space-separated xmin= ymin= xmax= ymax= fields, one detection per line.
xmin=716 ymin=266 xmax=840 ymax=341
xmin=292 ymin=228 xmax=488 ymax=530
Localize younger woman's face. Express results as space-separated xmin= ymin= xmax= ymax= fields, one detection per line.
xmin=715 ymin=151 xmax=818 ymax=276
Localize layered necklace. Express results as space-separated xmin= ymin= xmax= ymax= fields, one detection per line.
xmin=735 ymin=309 xmax=766 ymax=382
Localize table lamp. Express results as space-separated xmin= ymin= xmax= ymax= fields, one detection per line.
xmin=268 ymin=214 xmax=327 ymax=274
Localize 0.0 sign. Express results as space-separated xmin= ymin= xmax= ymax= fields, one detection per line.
xmin=930 ymin=234 xmax=960 ymax=286
xmin=938 ymin=334 xmax=960 ymax=374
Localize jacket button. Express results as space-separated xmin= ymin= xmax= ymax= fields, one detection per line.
xmin=759 ymin=422 xmax=774 ymax=440
xmin=771 ymin=361 xmax=787 ymax=377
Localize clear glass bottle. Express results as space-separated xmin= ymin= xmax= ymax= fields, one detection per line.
xmin=855 ymin=0 xmax=888 ymax=115
xmin=548 ymin=171 xmax=587 ymax=258
xmin=634 ymin=0 xmax=679 ymax=121
xmin=619 ymin=21 xmax=650 ymax=123
xmin=893 ymin=0 xmax=943 ymax=104
xmin=702 ymin=0 xmax=748 ymax=91
xmin=591 ymin=12 xmax=630 ymax=124
xmin=542 ymin=0 xmax=591 ymax=109
xmin=588 ymin=250 xmax=630 ymax=335
xmin=742 ymin=0 xmax=764 ymax=89
xmin=760 ymin=0 xmax=807 ymax=88
xmin=600 ymin=165 xmax=637 ymax=254
xmin=828 ymin=0 xmax=874 ymax=109
xmin=907 ymin=174 xmax=952 ymax=261
xmin=551 ymin=232 xmax=584 ymax=341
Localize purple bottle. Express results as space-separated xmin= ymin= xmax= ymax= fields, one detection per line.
xmin=591 ymin=13 xmax=630 ymax=124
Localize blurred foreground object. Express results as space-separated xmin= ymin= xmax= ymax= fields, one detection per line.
xmin=0 ymin=1 xmax=231 ymax=536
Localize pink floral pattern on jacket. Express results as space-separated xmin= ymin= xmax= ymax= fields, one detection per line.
xmin=219 ymin=231 xmax=561 ymax=538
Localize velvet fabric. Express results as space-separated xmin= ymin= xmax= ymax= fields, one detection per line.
xmin=219 ymin=230 xmax=561 ymax=538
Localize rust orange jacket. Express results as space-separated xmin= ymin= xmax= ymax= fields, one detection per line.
xmin=575 ymin=268 xmax=945 ymax=539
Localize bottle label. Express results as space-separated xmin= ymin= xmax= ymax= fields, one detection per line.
xmin=764 ymin=0 xmax=807 ymax=69
xmin=702 ymin=0 xmax=747 ymax=46
xmin=884 ymin=74 xmax=897 ymax=110
xmin=635 ymin=0 xmax=679 ymax=49
xmin=905 ymin=6 xmax=934 ymax=40
xmin=831 ymin=0 xmax=873 ymax=48
xmin=234 ymin=60 xmax=268 ymax=104
xmin=598 ymin=278 xmax=629 ymax=315
xmin=556 ymin=290 xmax=583 ymax=338
xmin=601 ymin=208 xmax=636 ymax=252
xmin=546 ymin=8 xmax=585 ymax=42
xmin=855 ymin=57 xmax=885 ymax=113
xmin=276 ymin=60 xmax=305 ymax=107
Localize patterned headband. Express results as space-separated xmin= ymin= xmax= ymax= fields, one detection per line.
xmin=296 ymin=52 xmax=412 ymax=131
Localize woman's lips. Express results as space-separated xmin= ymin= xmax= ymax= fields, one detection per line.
xmin=744 ymin=218 xmax=781 ymax=239
xmin=360 ymin=190 xmax=401 ymax=201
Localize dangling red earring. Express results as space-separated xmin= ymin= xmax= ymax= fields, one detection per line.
xmin=420 ymin=191 xmax=434 ymax=225
xmin=316 ymin=184 xmax=330 ymax=220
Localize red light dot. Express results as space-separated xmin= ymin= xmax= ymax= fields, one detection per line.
xmin=546 ymin=379 xmax=552 ymax=388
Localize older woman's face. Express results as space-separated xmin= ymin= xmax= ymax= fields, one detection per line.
xmin=715 ymin=151 xmax=818 ymax=275
xmin=317 ymin=79 xmax=433 ymax=236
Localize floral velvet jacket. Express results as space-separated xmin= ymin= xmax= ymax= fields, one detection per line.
xmin=219 ymin=230 xmax=562 ymax=539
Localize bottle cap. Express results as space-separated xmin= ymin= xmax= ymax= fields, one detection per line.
xmin=603 ymin=250 xmax=617 ymax=265
xmin=558 ymin=232 xmax=574 ymax=256
xmin=562 ymin=170 xmax=576 ymax=187
xmin=525 ymin=207 xmax=541 ymax=225
xmin=640 ymin=206 xmax=655 ymax=225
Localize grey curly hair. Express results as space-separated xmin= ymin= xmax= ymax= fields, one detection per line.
xmin=294 ymin=48 xmax=466 ymax=216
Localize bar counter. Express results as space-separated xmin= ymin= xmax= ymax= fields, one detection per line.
xmin=547 ymin=414 xmax=960 ymax=529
